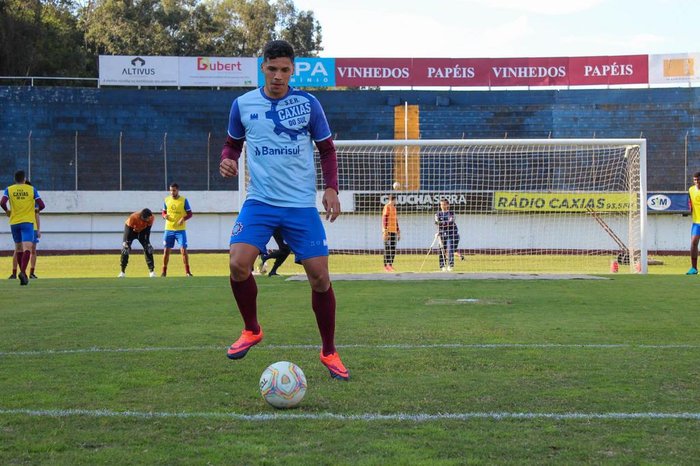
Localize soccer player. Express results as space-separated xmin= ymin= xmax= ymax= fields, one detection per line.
xmin=687 ymin=171 xmax=700 ymax=275
xmin=161 ymin=182 xmax=193 ymax=277
xmin=256 ymin=228 xmax=291 ymax=277
xmin=1 ymin=170 xmax=45 ymax=286
xmin=9 ymin=181 xmax=41 ymax=279
xmin=435 ymin=198 xmax=462 ymax=271
xmin=382 ymin=193 xmax=400 ymax=272
xmin=219 ymin=39 xmax=349 ymax=381
xmin=119 ymin=208 xmax=156 ymax=278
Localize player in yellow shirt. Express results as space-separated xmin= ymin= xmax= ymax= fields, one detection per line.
xmin=9 ymin=181 xmax=41 ymax=280
xmin=381 ymin=193 xmax=400 ymax=272
xmin=687 ymin=171 xmax=700 ymax=275
xmin=1 ymin=171 xmax=46 ymax=285
xmin=161 ymin=183 xmax=193 ymax=277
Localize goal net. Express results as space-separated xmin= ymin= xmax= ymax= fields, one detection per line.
xmin=242 ymin=138 xmax=647 ymax=274
xmin=241 ymin=139 xmax=647 ymax=273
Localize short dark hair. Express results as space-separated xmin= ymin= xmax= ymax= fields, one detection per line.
xmin=694 ymin=172 xmax=700 ymax=179
xmin=263 ymin=40 xmax=295 ymax=62
xmin=14 ymin=170 xmax=25 ymax=183
xmin=169 ymin=182 xmax=179 ymax=189
xmin=140 ymin=208 xmax=153 ymax=220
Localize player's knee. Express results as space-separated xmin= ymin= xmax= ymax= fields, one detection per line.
xmin=146 ymin=244 xmax=154 ymax=255
xmin=229 ymin=257 xmax=251 ymax=280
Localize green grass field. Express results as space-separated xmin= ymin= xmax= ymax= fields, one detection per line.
xmin=1 ymin=255 xmax=699 ymax=464
xmin=0 ymin=251 xmax=691 ymax=278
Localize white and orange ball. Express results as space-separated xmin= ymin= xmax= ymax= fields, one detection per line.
xmin=259 ymin=361 xmax=307 ymax=409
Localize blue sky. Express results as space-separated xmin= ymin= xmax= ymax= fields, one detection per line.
xmin=293 ymin=0 xmax=698 ymax=58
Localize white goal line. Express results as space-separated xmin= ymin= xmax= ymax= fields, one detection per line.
xmin=0 ymin=407 xmax=698 ymax=422
xmin=1 ymin=342 xmax=698 ymax=357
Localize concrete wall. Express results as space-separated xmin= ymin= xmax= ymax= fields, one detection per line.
xmin=0 ymin=191 xmax=688 ymax=253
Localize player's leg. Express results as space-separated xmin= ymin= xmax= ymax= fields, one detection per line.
xmin=14 ymin=223 xmax=34 ymax=285
xmin=226 ymin=200 xmax=277 ymax=359
xmin=437 ymin=234 xmax=446 ymax=270
xmin=120 ymin=227 xmax=135 ymax=277
xmin=268 ymin=248 xmax=290 ymax=276
xmin=137 ymin=232 xmax=156 ymax=277
xmin=285 ymin=207 xmax=349 ymax=381
xmin=162 ymin=230 xmax=175 ymax=276
xmin=29 ymin=229 xmax=39 ymax=278
xmin=29 ymin=241 xmax=37 ymax=278
xmin=178 ymin=231 xmax=192 ymax=276
xmin=688 ymin=225 xmax=700 ymax=274
xmin=446 ymin=236 xmax=455 ymax=269
xmin=388 ymin=233 xmax=396 ymax=270
xmin=454 ymin=234 xmax=464 ymax=261
xmin=9 ymin=244 xmax=19 ymax=279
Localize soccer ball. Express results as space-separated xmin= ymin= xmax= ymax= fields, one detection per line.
xmin=392 ymin=181 xmax=401 ymax=190
xmin=259 ymin=361 xmax=307 ymax=409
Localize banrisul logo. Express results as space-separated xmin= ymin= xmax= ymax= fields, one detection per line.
xmin=265 ymin=95 xmax=311 ymax=141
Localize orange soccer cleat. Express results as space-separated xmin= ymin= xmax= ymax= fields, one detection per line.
xmin=226 ymin=328 xmax=264 ymax=360
xmin=320 ymin=351 xmax=350 ymax=381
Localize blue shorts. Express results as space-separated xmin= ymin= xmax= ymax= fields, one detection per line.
xmin=163 ymin=230 xmax=188 ymax=249
xmin=10 ymin=223 xmax=34 ymax=243
xmin=692 ymin=224 xmax=700 ymax=237
xmin=229 ymin=199 xmax=328 ymax=261
xmin=33 ymin=230 xmax=40 ymax=244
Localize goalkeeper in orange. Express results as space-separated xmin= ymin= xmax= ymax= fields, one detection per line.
xmin=118 ymin=208 xmax=156 ymax=278
xmin=381 ymin=193 xmax=400 ymax=272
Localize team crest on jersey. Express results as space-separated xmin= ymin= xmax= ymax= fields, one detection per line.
xmin=231 ymin=222 xmax=244 ymax=236
xmin=265 ymin=96 xmax=311 ymax=141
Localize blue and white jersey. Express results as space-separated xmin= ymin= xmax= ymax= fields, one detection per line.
xmin=227 ymin=86 xmax=332 ymax=208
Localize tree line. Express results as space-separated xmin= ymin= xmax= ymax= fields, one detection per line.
xmin=0 ymin=0 xmax=323 ymax=78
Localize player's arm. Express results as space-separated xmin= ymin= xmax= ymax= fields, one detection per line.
xmin=35 ymin=210 xmax=41 ymax=238
xmin=220 ymin=135 xmax=243 ymax=177
xmin=220 ymin=100 xmax=245 ymax=178
xmin=34 ymin=189 xmax=45 ymax=212
xmin=382 ymin=207 xmax=389 ymax=240
xmin=316 ymin=137 xmax=340 ymax=222
xmin=0 ymin=193 xmax=8 ymax=216
xmin=180 ymin=199 xmax=193 ymax=224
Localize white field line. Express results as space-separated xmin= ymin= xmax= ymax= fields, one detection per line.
xmin=0 ymin=408 xmax=699 ymax=422
xmin=1 ymin=343 xmax=699 ymax=357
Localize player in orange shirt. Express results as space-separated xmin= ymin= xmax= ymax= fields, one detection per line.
xmin=118 ymin=208 xmax=156 ymax=278
xmin=382 ymin=193 xmax=400 ymax=272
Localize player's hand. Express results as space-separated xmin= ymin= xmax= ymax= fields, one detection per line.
xmin=177 ymin=218 xmax=184 ymax=226
xmin=382 ymin=231 xmax=388 ymax=241
xmin=4 ymin=210 xmax=9 ymax=217
xmin=322 ymin=188 xmax=341 ymax=222
xmin=397 ymin=232 xmax=401 ymax=241
xmin=37 ymin=231 xmax=41 ymax=239
xmin=219 ymin=158 xmax=239 ymax=178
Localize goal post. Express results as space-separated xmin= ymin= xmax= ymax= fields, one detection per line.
xmin=328 ymin=138 xmax=647 ymax=274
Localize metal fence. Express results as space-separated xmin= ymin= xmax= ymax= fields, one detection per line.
xmin=5 ymin=131 xmax=237 ymax=191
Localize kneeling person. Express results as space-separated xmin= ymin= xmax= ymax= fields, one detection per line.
xmin=119 ymin=208 xmax=156 ymax=278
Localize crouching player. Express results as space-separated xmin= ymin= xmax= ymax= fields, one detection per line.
xmin=119 ymin=208 xmax=156 ymax=278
